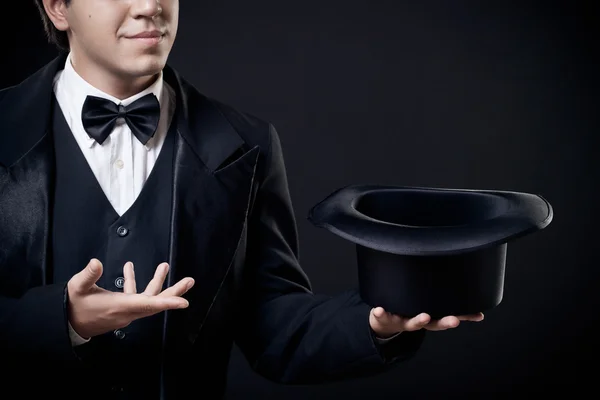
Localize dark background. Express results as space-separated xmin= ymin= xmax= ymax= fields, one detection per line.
xmin=4 ymin=0 xmax=598 ymax=398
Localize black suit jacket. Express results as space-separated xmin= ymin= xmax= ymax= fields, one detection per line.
xmin=0 ymin=54 xmax=425 ymax=399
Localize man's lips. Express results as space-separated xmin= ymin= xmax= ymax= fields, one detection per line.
xmin=126 ymin=30 xmax=164 ymax=39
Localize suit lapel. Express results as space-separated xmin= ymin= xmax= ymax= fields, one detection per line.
xmin=0 ymin=55 xmax=65 ymax=293
xmin=0 ymin=135 xmax=54 ymax=292
xmin=162 ymin=67 xmax=260 ymax=340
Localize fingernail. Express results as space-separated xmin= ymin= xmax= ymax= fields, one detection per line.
xmin=130 ymin=262 xmax=134 ymax=272
xmin=187 ymin=280 xmax=194 ymax=289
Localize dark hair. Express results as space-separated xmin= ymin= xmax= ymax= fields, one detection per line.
xmin=34 ymin=0 xmax=72 ymax=51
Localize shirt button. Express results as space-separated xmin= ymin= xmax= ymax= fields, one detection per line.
xmin=114 ymin=329 xmax=126 ymax=340
xmin=115 ymin=277 xmax=124 ymax=289
xmin=115 ymin=159 xmax=124 ymax=169
xmin=116 ymin=226 xmax=129 ymax=237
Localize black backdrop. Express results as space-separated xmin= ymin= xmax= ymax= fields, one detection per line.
xmin=3 ymin=1 xmax=598 ymax=398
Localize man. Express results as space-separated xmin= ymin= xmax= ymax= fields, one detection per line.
xmin=0 ymin=1 xmax=484 ymax=398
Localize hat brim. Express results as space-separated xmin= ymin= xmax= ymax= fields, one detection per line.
xmin=307 ymin=184 xmax=553 ymax=256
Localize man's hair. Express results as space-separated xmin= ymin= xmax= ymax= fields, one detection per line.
xmin=34 ymin=0 xmax=71 ymax=51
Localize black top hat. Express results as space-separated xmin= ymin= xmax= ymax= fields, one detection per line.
xmin=308 ymin=185 xmax=553 ymax=319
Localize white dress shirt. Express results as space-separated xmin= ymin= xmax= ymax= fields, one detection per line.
xmin=53 ymin=53 xmax=175 ymax=346
xmin=52 ymin=53 xmax=399 ymax=348
xmin=54 ymin=52 xmax=175 ymax=217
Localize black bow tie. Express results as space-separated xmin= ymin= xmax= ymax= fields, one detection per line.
xmin=81 ymin=93 xmax=160 ymax=145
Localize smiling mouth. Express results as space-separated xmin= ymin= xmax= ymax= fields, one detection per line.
xmin=126 ymin=34 xmax=165 ymax=46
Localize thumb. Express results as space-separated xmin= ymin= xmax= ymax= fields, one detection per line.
xmin=72 ymin=258 xmax=103 ymax=292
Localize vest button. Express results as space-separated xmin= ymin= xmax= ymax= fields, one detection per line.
xmin=115 ymin=277 xmax=124 ymax=289
xmin=114 ymin=329 xmax=126 ymax=340
xmin=116 ymin=226 xmax=129 ymax=237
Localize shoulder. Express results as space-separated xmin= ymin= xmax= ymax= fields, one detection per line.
xmin=166 ymin=67 xmax=279 ymax=155
xmin=208 ymin=98 xmax=277 ymax=156
xmin=0 ymin=85 xmax=15 ymax=105
xmin=164 ymin=67 xmax=284 ymax=172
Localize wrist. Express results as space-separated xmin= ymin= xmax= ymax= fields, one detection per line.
xmin=371 ymin=329 xmax=402 ymax=340
xmin=68 ymin=321 xmax=91 ymax=344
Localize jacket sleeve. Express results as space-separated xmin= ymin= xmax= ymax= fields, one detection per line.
xmin=0 ymin=282 xmax=83 ymax=363
xmin=234 ymin=124 xmax=425 ymax=385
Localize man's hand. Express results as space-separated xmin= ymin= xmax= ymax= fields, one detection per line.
xmin=369 ymin=307 xmax=484 ymax=339
xmin=67 ymin=258 xmax=195 ymax=339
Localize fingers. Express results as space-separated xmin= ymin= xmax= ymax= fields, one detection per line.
xmin=457 ymin=312 xmax=484 ymax=322
xmin=124 ymin=293 xmax=189 ymax=317
xmin=402 ymin=312 xmax=432 ymax=331
xmin=424 ymin=313 xmax=485 ymax=331
xmin=370 ymin=307 xmax=430 ymax=334
xmin=371 ymin=307 xmax=486 ymax=336
xmin=159 ymin=277 xmax=195 ymax=298
xmin=123 ymin=262 xmax=136 ymax=294
xmin=70 ymin=258 xmax=103 ymax=293
xmin=425 ymin=316 xmax=461 ymax=331
xmin=143 ymin=263 xmax=169 ymax=296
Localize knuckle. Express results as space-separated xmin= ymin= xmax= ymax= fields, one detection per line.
xmin=142 ymin=302 xmax=155 ymax=314
xmin=171 ymin=285 xmax=184 ymax=296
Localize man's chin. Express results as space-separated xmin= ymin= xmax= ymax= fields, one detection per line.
xmin=129 ymin=50 xmax=168 ymax=68
xmin=124 ymin=58 xmax=167 ymax=78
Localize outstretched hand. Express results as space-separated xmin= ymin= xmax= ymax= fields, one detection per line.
xmin=369 ymin=307 xmax=484 ymax=339
xmin=67 ymin=258 xmax=195 ymax=339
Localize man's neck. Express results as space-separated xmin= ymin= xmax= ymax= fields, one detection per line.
xmin=69 ymin=54 xmax=159 ymax=100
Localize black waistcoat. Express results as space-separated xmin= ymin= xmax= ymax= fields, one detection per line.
xmin=51 ymin=95 xmax=176 ymax=398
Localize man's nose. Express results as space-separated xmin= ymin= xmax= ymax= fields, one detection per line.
xmin=131 ymin=0 xmax=162 ymax=19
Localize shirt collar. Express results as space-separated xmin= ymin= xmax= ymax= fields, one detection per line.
xmin=61 ymin=52 xmax=164 ymax=150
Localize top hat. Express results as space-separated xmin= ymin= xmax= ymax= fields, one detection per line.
xmin=307 ymin=185 xmax=553 ymax=319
